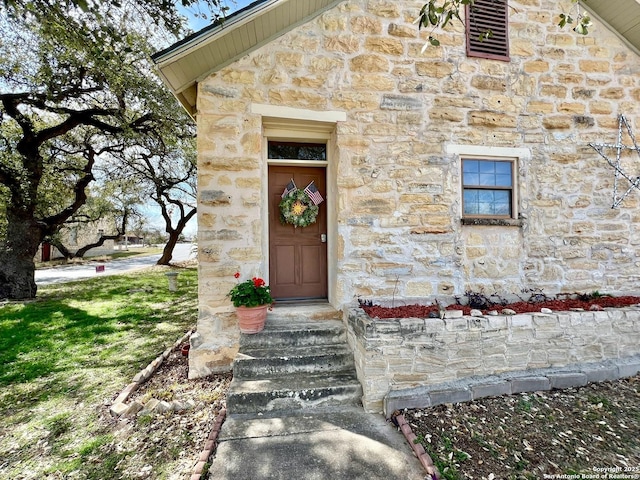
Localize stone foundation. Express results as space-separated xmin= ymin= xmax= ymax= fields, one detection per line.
xmin=188 ymin=312 xmax=240 ymax=379
xmin=346 ymin=306 xmax=640 ymax=413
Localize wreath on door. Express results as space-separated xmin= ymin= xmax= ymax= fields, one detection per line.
xmin=279 ymin=189 xmax=319 ymax=228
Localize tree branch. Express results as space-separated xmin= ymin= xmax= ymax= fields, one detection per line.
xmin=40 ymin=147 xmax=96 ymax=231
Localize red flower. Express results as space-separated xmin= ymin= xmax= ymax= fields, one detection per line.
xmin=253 ymin=277 xmax=265 ymax=287
xmin=234 ymin=272 xmax=240 ymax=279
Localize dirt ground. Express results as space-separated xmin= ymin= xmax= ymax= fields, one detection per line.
xmin=111 ymin=348 xmax=640 ymax=480
xmin=403 ymin=375 xmax=640 ymax=480
xmin=98 ymin=348 xmax=231 ymax=479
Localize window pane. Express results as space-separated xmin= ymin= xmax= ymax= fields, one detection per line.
xmin=268 ymin=141 xmax=326 ymax=160
xmin=464 ymin=189 xmax=479 ymax=203
xmin=495 ymin=190 xmax=510 ymax=215
xmin=480 ymin=162 xmax=510 ymax=186
xmin=479 ymin=161 xmax=495 ymax=174
xmin=495 ymin=162 xmax=512 ymax=175
xmin=463 ymin=188 xmax=512 ymax=216
xmin=478 ymin=191 xmax=495 ymax=203
xmin=479 ymin=173 xmax=496 ymax=186
xmin=463 ymin=160 xmax=479 ymax=174
xmin=494 ymin=202 xmax=510 ymax=215
xmin=494 ymin=190 xmax=510 ymax=205
xmin=463 ymin=190 xmax=479 ymax=215
xmin=464 ymin=172 xmax=480 ymax=184
xmin=495 ymin=174 xmax=510 ymax=186
xmin=462 ymin=160 xmax=479 ymax=184
xmin=478 ymin=202 xmax=494 ymax=215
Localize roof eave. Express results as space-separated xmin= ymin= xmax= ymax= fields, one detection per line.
xmin=581 ymin=0 xmax=640 ymax=57
xmin=151 ymin=0 xmax=278 ymax=68
xmin=151 ymin=0 xmax=344 ymax=117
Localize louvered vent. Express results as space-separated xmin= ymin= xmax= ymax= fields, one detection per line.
xmin=466 ymin=0 xmax=510 ymax=61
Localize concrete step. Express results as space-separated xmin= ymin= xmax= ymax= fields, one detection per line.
xmin=227 ymin=372 xmax=363 ymax=414
xmin=239 ymin=319 xmax=346 ymax=349
xmin=233 ymin=344 xmax=355 ymax=379
xmin=229 ymin=304 xmax=363 ymax=415
xmin=266 ymin=302 xmax=343 ymax=322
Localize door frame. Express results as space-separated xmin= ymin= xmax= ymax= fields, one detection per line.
xmin=260 ymin=125 xmax=337 ymax=307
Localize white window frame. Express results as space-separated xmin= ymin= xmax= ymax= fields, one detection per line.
xmin=461 ymin=156 xmax=516 ymax=219
xmin=446 ymin=144 xmax=530 ymax=223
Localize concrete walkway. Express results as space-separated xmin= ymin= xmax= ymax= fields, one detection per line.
xmin=208 ymin=407 xmax=426 ymax=480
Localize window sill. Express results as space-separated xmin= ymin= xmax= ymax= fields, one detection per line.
xmin=461 ymin=217 xmax=522 ymax=227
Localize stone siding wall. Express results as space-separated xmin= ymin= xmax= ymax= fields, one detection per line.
xmin=197 ymin=0 xmax=640 ymax=314
xmin=193 ymin=0 xmax=640 ymax=374
xmin=347 ymin=307 xmax=640 ymax=412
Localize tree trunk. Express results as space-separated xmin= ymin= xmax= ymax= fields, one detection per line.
xmin=0 ymin=211 xmax=43 ymax=299
xmin=156 ymin=208 xmax=196 ymax=266
xmin=157 ymin=230 xmax=179 ymax=265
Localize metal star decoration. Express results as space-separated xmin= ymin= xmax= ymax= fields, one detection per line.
xmin=589 ymin=115 xmax=640 ymax=208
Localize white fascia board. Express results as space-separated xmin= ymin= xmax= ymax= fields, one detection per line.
xmin=153 ymin=0 xmax=284 ymax=68
xmin=581 ymin=1 xmax=640 ymax=58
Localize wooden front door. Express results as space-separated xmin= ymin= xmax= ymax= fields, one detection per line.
xmin=269 ymin=165 xmax=327 ymax=300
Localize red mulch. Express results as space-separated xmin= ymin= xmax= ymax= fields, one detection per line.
xmin=360 ymin=295 xmax=640 ymax=319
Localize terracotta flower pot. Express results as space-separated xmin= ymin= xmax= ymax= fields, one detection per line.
xmin=236 ymin=305 xmax=268 ymax=334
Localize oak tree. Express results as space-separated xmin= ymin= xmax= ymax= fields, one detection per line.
xmin=0 ymin=2 xmax=209 ymax=298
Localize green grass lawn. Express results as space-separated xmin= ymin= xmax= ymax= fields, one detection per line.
xmin=0 ymin=267 xmax=197 ymax=479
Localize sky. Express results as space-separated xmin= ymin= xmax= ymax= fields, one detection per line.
xmin=148 ymin=1 xmax=256 ymax=239
xmin=179 ymin=0 xmax=256 ymax=31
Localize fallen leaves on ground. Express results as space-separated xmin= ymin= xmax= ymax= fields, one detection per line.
xmin=90 ymin=339 xmax=640 ymax=480
xmin=404 ymin=375 xmax=640 ymax=480
xmin=97 ymin=349 xmax=231 ymax=479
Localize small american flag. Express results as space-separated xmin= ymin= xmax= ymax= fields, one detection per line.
xmin=304 ymin=181 xmax=324 ymax=205
xmin=281 ymin=179 xmax=297 ymax=198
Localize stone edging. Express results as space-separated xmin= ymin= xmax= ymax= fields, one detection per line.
xmin=109 ymin=329 xmax=194 ymax=417
xmin=390 ymin=358 xmax=640 ymax=480
xmin=384 ymin=355 xmax=640 ymax=417
xmin=189 ymin=408 xmax=227 ymax=480
xmin=393 ymin=414 xmax=439 ymax=479
xmin=107 ymin=329 xmax=228 ymax=480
